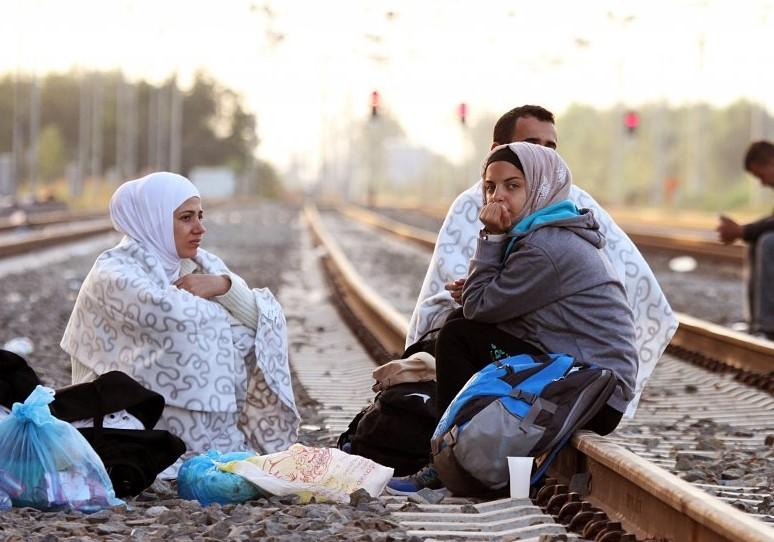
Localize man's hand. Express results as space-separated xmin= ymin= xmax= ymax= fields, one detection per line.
xmin=444 ymin=278 xmax=465 ymax=304
xmin=479 ymin=202 xmax=511 ymax=234
xmin=174 ymin=274 xmax=231 ymax=299
xmin=716 ymin=215 xmax=744 ymax=245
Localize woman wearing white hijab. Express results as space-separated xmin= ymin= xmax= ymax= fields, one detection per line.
xmin=389 ymin=143 xmax=638 ymax=493
xmin=61 ymin=172 xmax=299 ymax=458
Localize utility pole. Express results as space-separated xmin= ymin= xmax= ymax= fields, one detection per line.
xmin=89 ymin=74 xmax=104 ymax=180
xmin=116 ymin=74 xmax=127 ymax=181
xmin=75 ymin=73 xmax=91 ymax=196
xmin=27 ymin=76 xmax=40 ymax=197
xmin=116 ymin=74 xmax=139 ymax=181
xmin=127 ymin=81 xmax=137 ymax=178
xmin=147 ymin=85 xmax=158 ymax=171
xmin=12 ymin=71 xmax=25 ymax=196
xmin=169 ymin=75 xmax=182 ymax=173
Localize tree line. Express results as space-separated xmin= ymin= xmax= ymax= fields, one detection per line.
xmin=343 ymin=100 xmax=773 ymax=212
xmin=0 ymin=70 xmax=280 ymax=197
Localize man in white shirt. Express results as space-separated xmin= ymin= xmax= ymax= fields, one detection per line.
xmin=407 ymin=105 xmax=677 ymax=417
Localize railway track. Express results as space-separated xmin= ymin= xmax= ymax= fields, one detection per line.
xmin=336 ymin=203 xmax=774 ymax=380
xmin=0 ymin=199 xmax=231 ymax=260
xmin=303 ymin=203 xmax=774 ymax=541
xmin=357 ymin=204 xmax=746 ymax=264
xmin=0 ymin=218 xmax=115 ymax=259
xmin=0 ymin=209 xmax=107 ymax=233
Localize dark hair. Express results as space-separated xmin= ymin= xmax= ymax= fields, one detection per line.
xmin=492 ymin=105 xmax=555 ymax=145
xmin=744 ymin=141 xmax=774 ymax=170
xmin=484 ymin=146 xmax=524 ymax=175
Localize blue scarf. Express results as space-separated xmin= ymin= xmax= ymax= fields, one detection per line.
xmin=504 ymin=200 xmax=580 ymax=259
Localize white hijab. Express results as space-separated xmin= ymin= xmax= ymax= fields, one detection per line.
xmin=109 ymin=172 xmax=200 ymax=283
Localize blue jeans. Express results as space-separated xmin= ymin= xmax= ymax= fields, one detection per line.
xmin=749 ymin=232 xmax=774 ymax=336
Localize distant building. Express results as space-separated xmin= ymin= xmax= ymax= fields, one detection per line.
xmin=189 ymin=167 xmax=236 ymax=199
xmin=384 ymin=141 xmax=431 ymax=187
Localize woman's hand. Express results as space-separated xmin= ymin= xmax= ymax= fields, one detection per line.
xmin=174 ymin=274 xmax=232 ymax=299
xmin=479 ymin=202 xmax=511 ymax=234
xmin=445 ymin=278 xmax=465 ymax=304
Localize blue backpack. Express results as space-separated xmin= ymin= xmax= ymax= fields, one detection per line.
xmin=431 ymin=353 xmax=616 ymax=497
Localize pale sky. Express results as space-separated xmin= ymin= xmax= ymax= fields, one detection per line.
xmin=2 ymin=0 xmax=773 ymax=178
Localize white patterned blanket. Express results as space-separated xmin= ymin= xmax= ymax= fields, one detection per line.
xmin=61 ymin=237 xmax=299 ymax=452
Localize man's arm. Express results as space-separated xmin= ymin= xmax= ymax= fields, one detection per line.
xmin=405 ymin=182 xmax=483 ymax=347
xmin=742 ymin=214 xmax=774 ymax=243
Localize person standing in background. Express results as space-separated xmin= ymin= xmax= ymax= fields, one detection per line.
xmin=717 ymin=141 xmax=774 ymax=339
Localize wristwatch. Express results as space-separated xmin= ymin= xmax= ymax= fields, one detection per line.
xmin=479 ymin=228 xmax=506 ymax=241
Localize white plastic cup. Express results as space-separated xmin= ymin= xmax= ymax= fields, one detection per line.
xmin=507 ymin=456 xmax=534 ymax=498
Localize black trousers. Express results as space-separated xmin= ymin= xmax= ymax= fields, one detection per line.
xmin=434 ymin=317 xmax=623 ymax=436
xmin=435 ymin=317 xmax=543 ymax=419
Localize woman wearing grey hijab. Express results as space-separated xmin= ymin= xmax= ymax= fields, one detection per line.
xmin=389 ymin=143 xmax=638 ymax=493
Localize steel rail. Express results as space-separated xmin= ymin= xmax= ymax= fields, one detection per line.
xmin=0 ymin=209 xmax=107 ymax=232
xmin=552 ymin=434 xmax=774 ymax=542
xmin=305 ymin=205 xmax=407 ymax=356
xmin=0 ymin=219 xmax=115 ymax=258
xmin=336 ymin=203 xmax=774 ymax=376
xmin=623 ymin=226 xmax=744 ymax=263
xmin=308 ymin=202 xmax=774 ymax=542
xmin=367 ymin=203 xmax=746 ymax=263
xmin=336 ymin=204 xmax=436 ymax=249
xmin=0 ymin=200 xmax=237 ymax=260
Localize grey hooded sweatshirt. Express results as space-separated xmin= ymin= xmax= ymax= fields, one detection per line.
xmin=462 ymin=210 xmax=638 ymax=412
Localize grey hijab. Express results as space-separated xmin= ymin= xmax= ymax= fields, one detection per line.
xmin=482 ymin=142 xmax=573 ymax=222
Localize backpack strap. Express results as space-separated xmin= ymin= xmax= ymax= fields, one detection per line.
xmin=509 ymin=388 xmax=537 ymax=403
xmin=431 ymin=425 xmax=459 ymax=456
xmin=519 ymin=397 xmax=557 ymax=432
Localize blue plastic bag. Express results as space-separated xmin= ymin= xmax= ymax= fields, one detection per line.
xmin=0 ymin=386 xmax=123 ymax=512
xmin=0 ymin=489 xmax=10 ymax=511
xmin=178 ymin=450 xmax=268 ymax=506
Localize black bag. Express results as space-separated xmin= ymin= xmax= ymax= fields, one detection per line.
xmin=401 ymin=327 xmax=439 ymax=359
xmin=337 ymin=327 xmax=442 ymax=475
xmin=51 ymin=371 xmax=186 ymax=497
xmin=337 ymin=381 xmax=437 ymax=476
xmin=0 ymin=352 xmax=185 ymax=498
xmin=0 ymin=349 xmax=41 ymax=409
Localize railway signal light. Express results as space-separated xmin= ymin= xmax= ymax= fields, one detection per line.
xmin=370 ymin=90 xmax=380 ymax=119
xmin=624 ymin=110 xmax=640 ymax=135
xmin=457 ymin=102 xmax=467 ymax=125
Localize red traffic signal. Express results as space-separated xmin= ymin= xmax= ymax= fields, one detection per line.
xmin=370 ymin=90 xmax=380 ymax=118
xmin=624 ymin=111 xmax=640 ymax=134
xmin=457 ymin=102 xmax=467 ymax=125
